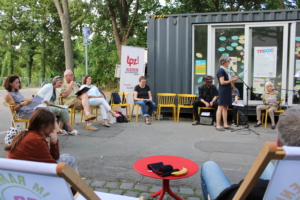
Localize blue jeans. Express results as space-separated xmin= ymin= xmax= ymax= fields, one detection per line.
xmin=200 ymin=161 xmax=275 ymax=200
xmin=134 ymin=101 xmax=156 ymax=117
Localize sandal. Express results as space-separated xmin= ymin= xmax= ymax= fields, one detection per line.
xmin=145 ymin=119 xmax=151 ymax=125
xmin=59 ymin=129 xmax=68 ymax=135
xmin=224 ymin=127 xmax=234 ymax=130
xmin=68 ymin=129 xmax=79 ymax=136
xmin=215 ymin=128 xmax=225 ymax=131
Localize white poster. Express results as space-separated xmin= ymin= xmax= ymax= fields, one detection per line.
xmin=120 ymin=45 xmax=145 ymax=112
xmin=254 ymin=47 xmax=277 ymax=78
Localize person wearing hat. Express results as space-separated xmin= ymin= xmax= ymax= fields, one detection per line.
xmin=192 ymin=75 xmax=218 ymax=126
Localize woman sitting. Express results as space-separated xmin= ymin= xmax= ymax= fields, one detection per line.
xmin=254 ymin=81 xmax=281 ymax=129
xmin=133 ymin=76 xmax=156 ymax=125
xmin=37 ymin=76 xmax=79 ymax=135
xmin=5 ymin=108 xmax=78 ymax=172
xmin=80 ymin=75 xmax=117 ymax=127
xmin=230 ymin=82 xmax=240 ymax=127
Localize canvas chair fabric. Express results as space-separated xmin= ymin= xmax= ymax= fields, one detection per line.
xmin=0 ymin=158 xmax=143 ymax=200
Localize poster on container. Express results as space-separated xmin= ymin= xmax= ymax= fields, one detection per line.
xmin=254 ymin=47 xmax=277 ymax=78
xmin=120 ymin=45 xmax=145 ymax=113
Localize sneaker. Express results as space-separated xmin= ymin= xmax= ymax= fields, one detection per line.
xmin=231 ymin=123 xmax=238 ymax=127
xmin=86 ymin=125 xmax=98 ymax=131
xmin=103 ymin=123 xmax=111 ymax=127
xmin=192 ymin=121 xmax=200 ymax=125
xmin=85 ymin=114 xmax=96 ymax=121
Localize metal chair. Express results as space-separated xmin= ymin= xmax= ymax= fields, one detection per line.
xmin=177 ymin=94 xmax=196 ymax=122
xmin=157 ymin=93 xmax=177 ymax=121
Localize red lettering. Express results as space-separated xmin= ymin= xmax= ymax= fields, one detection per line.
xmin=127 ymin=56 xmax=140 ymax=67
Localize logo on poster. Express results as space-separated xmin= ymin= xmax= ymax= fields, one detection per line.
xmin=256 ymin=48 xmax=274 ymax=53
xmin=126 ymin=56 xmax=139 ymax=74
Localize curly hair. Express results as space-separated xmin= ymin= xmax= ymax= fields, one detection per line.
xmin=3 ymin=75 xmax=22 ymax=92
xmin=82 ymin=75 xmax=91 ymax=85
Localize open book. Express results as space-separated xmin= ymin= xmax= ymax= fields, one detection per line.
xmin=75 ymin=87 xmax=90 ymax=96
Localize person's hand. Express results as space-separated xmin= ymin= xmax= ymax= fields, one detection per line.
xmin=266 ymin=101 xmax=269 ymax=105
xmin=232 ymin=76 xmax=238 ymax=81
xmin=209 ymin=101 xmax=213 ymax=106
xmin=70 ymin=81 xmax=75 ymax=87
xmin=232 ymin=101 xmax=237 ymax=105
xmin=22 ymin=101 xmax=32 ymax=106
xmin=49 ymin=131 xmax=58 ymax=143
xmin=205 ymin=102 xmax=209 ymax=107
xmin=44 ymin=101 xmax=51 ymax=106
xmin=275 ymin=101 xmax=279 ymax=104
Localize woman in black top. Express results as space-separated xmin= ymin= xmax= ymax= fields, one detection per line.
xmin=133 ymin=76 xmax=155 ymax=125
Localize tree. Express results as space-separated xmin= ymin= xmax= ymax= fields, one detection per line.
xmin=53 ymin=0 xmax=74 ymax=71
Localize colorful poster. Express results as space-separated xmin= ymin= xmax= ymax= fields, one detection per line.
xmin=253 ymin=47 xmax=277 ymax=78
xmin=252 ymin=78 xmax=266 ymax=94
xmin=195 ymin=60 xmax=206 ymax=75
xmin=229 ymin=57 xmax=238 ymax=72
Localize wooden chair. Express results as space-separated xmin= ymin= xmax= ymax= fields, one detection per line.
xmin=264 ymin=99 xmax=285 ymax=128
xmin=233 ymin=142 xmax=292 ymax=200
xmin=177 ymin=94 xmax=197 ymax=122
xmin=157 ymin=93 xmax=177 ymax=121
xmin=110 ymin=92 xmax=130 ymax=119
xmin=80 ymin=106 xmax=99 ymax=123
xmin=4 ymin=102 xmax=29 ymax=128
xmin=0 ymin=158 xmax=144 ymax=200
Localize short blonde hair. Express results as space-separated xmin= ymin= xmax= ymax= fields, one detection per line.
xmin=265 ymin=81 xmax=273 ymax=91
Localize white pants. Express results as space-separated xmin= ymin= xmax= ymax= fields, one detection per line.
xmin=90 ymin=98 xmax=111 ymax=120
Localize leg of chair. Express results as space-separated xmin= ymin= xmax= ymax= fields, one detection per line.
xmin=236 ymin=112 xmax=239 ymax=125
xmin=131 ymin=104 xmax=134 ymax=122
xmin=127 ymin=105 xmax=130 ymax=119
xmin=177 ymin=106 xmax=180 ymax=122
xmin=264 ymin=110 xmax=268 ymax=128
xmin=80 ymin=110 xmax=84 ymax=124
xmin=173 ymin=106 xmax=176 ymax=122
xmin=136 ymin=105 xmax=140 ymax=122
xmin=152 ymin=111 xmax=154 ymax=122
xmin=96 ymin=107 xmax=99 ymax=121
xmin=157 ymin=106 xmax=161 ymax=121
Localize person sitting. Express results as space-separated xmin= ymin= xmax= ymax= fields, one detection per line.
xmin=80 ymin=75 xmax=117 ymax=127
xmin=37 ymin=76 xmax=79 ymax=135
xmin=133 ymin=76 xmax=155 ymax=125
xmin=192 ymin=75 xmax=218 ymax=126
xmin=230 ymin=82 xmax=240 ymax=127
xmin=5 ymin=108 xmax=78 ymax=172
xmin=200 ymin=107 xmax=300 ymax=200
xmin=254 ymin=81 xmax=281 ymax=129
xmin=59 ymin=70 xmax=97 ymax=131
xmin=3 ymin=74 xmax=62 ymax=133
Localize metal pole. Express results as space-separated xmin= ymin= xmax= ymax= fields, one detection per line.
xmin=85 ymin=44 xmax=88 ymax=75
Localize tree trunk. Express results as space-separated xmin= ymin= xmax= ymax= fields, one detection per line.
xmin=7 ymin=28 xmax=13 ymax=75
xmin=278 ymin=0 xmax=285 ymax=9
xmin=53 ymin=0 xmax=74 ymax=71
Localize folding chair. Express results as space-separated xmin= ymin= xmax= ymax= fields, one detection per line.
xmin=233 ymin=142 xmax=298 ymax=200
xmin=3 ymin=102 xmax=29 ymax=128
xmin=0 ymin=158 xmax=143 ymax=200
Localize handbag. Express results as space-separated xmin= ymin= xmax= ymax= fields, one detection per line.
xmin=4 ymin=125 xmax=23 ymax=146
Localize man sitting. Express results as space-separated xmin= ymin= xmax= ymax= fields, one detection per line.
xmin=200 ymin=107 xmax=300 ymax=200
xmin=192 ymin=75 xmax=218 ymax=126
xmin=59 ymin=69 xmax=97 ymax=131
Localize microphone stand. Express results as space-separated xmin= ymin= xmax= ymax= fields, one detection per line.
xmin=230 ymin=67 xmax=259 ymax=135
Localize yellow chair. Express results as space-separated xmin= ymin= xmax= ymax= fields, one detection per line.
xmin=80 ymin=106 xmax=99 ymax=124
xmin=157 ymin=93 xmax=177 ymax=121
xmin=110 ymin=92 xmax=130 ymax=119
xmin=131 ymin=104 xmax=154 ymax=122
xmin=264 ymin=99 xmax=285 ymax=128
xmin=59 ymin=95 xmax=83 ymax=125
xmin=4 ymin=102 xmax=29 ymax=128
xmin=177 ymin=94 xmax=197 ymax=122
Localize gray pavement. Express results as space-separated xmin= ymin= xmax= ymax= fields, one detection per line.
xmin=0 ymin=88 xmax=278 ymax=199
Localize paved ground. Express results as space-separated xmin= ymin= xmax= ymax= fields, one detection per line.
xmin=0 ymin=88 xmax=278 ymax=199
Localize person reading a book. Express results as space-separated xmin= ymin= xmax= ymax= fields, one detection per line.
xmin=200 ymin=107 xmax=300 ymax=200
xmin=59 ymin=70 xmax=97 ymax=131
xmin=254 ymin=81 xmax=281 ymax=129
xmin=80 ymin=75 xmax=117 ymax=127
xmin=3 ymin=75 xmax=67 ymax=134
xmin=192 ymin=75 xmax=218 ymax=126
xmin=37 ymin=76 xmax=79 ymax=135
xmin=133 ymin=76 xmax=155 ymax=125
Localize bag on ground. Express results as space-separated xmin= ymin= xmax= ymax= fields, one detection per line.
xmin=115 ymin=110 xmax=129 ymax=123
xmin=238 ymin=110 xmax=248 ymax=125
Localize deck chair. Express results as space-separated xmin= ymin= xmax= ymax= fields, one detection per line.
xmin=232 ymin=142 xmax=299 ymax=200
xmin=0 ymin=158 xmax=143 ymax=200
xmin=3 ymin=102 xmax=29 ymax=128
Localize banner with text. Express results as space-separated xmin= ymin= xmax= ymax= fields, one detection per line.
xmin=120 ymin=46 xmax=145 ymax=114
xmin=254 ymin=46 xmax=277 ymax=78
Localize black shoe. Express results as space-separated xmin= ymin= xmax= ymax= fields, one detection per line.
xmin=254 ymin=123 xmax=262 ymax=127
xmin=271 ymin=125 xmax=276 ymax=129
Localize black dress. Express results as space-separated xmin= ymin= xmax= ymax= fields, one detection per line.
xmin=216 ymin=68 xmax=232 ymax=106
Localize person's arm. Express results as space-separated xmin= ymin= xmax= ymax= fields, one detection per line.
xmin=148 ymin=91 xmax=153 ymax=102
xmin=219 ymin=76 xmax=238 ymax=85
xmin=49 ymin=131 xmax=59 ymax=160
xmin=61 ymin=81 xmax=75 ymax=98
xmin=37 ymin=84 xmax=52 ymax=106
xmin=133 ymin=86 xmax=144 ymax=101
xmin=5 ymin=93 xmax=31 ymax=111
xmin=261 ymin=92 xmax=267 ymax=105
